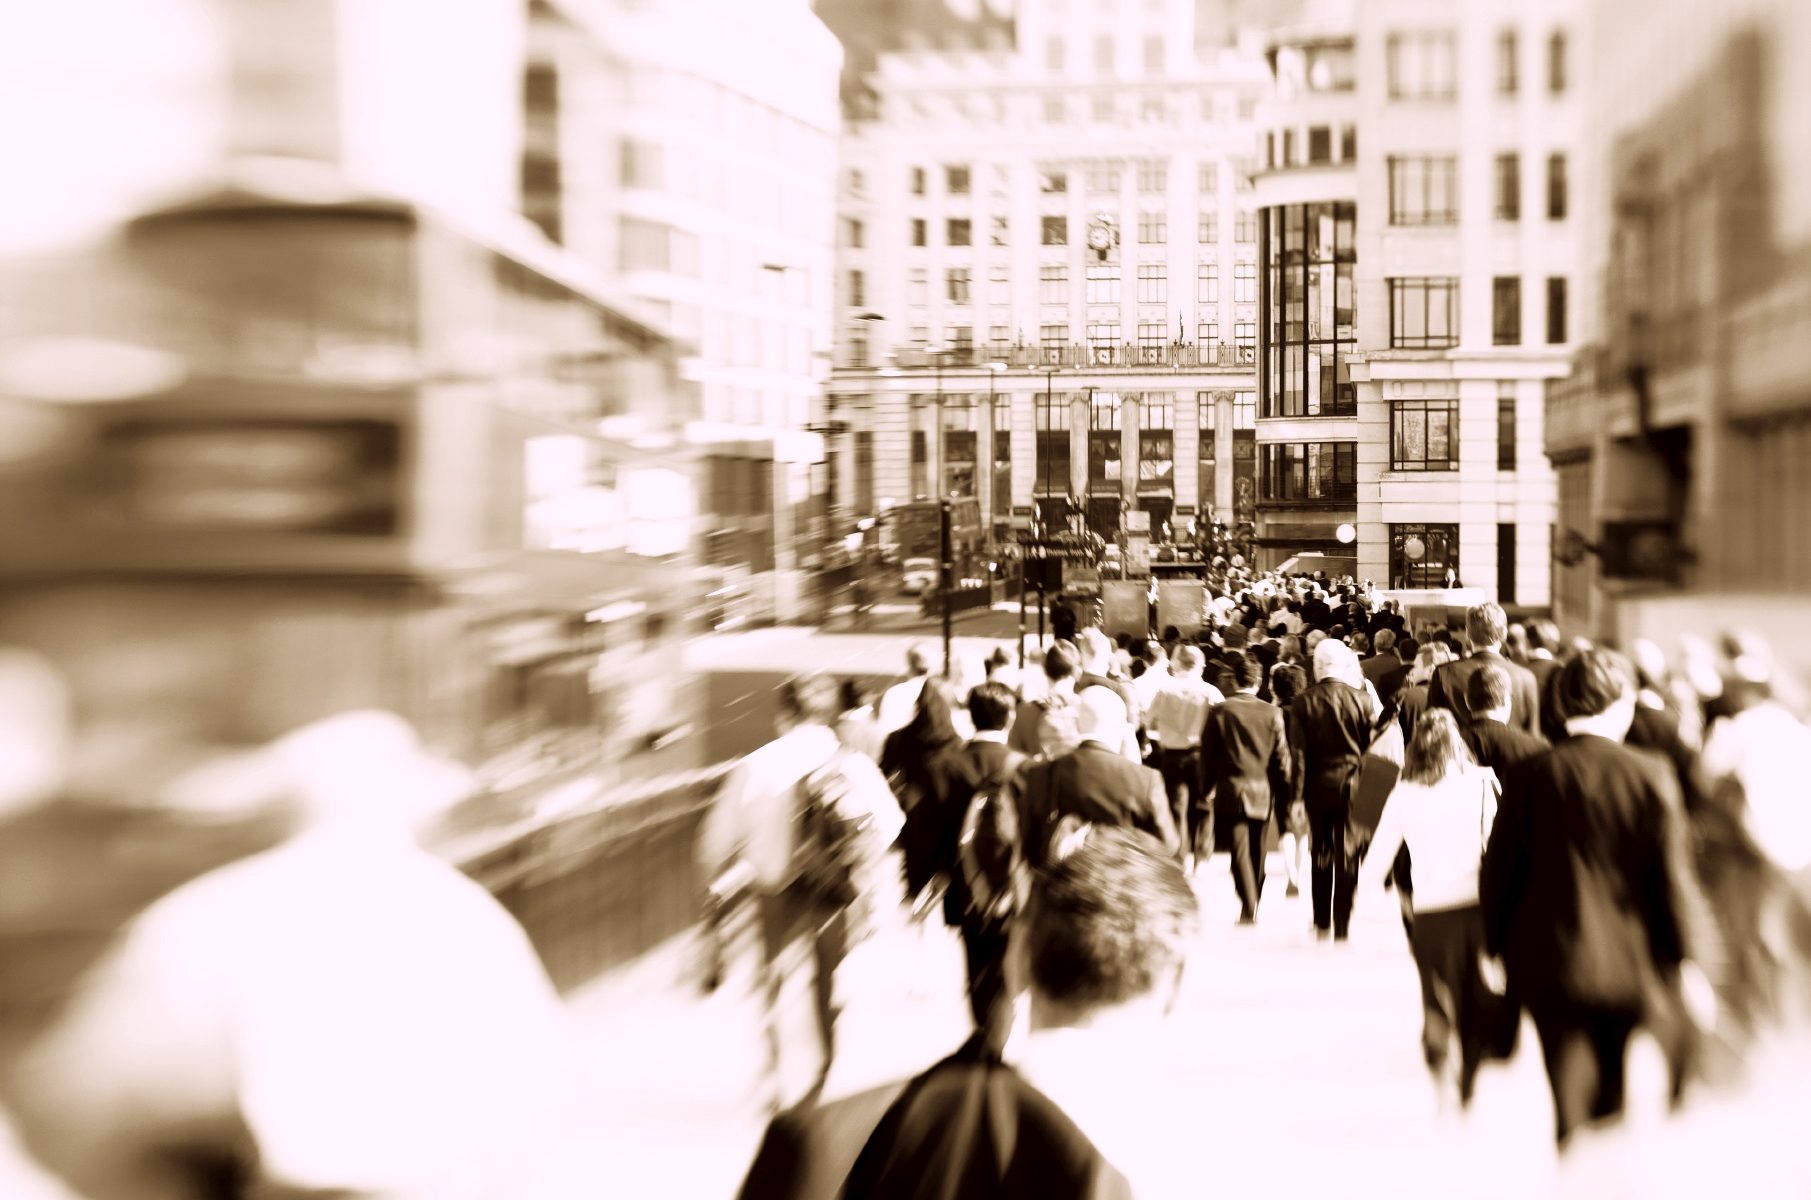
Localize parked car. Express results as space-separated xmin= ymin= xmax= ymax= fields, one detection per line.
xmin=900 ymin=557 xmax=939 ymax=595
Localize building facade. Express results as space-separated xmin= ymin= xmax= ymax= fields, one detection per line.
xmin=827 ymin=0 xmax=1269 ymax=547
xmin=1253 ymin=0 xmax=1573 ymax=603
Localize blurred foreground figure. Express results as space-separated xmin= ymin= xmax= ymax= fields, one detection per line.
xmin=3 ymin=709 xmax=580 ymax=1200
xmin=738 ymin=827 xmax=1198 ymax=1200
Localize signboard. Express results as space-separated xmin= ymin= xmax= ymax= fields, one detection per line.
xmin=1101 ymin=580 xmax=1149 ymax=639
xmin=1156 ymin=580 xmax=1208 ymax=636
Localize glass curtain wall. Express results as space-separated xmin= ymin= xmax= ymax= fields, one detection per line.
xmin=1262 ymin=202 xmax=1357 ymax=417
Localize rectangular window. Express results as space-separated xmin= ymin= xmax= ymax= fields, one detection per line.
xmin=1233 ymin=157 xmax=1254 ymax=191
xmin=1308 ymin=126 xmax=1331 ymax=164
xmin=1281 ymin=129 xmax=1297 ymax=167
xmin=1040 ymin=169 xmax=1068 ymax=194
xmin=1041 ymin=216 xmax=1068 ymax=245
xmin=1548 ymin=30 xmax=1567 ymax=94
xmin=1390 ymin=398 xmax=1460 ymax=470
xmin=845 ymin=217 xmax=864 ymax=248
xmin=1087 ymin=323 xmax=1121 ymax=362
xmin=1388 ymin=156 xmax=1458 ymax=224
xmin=848 ymin=268 xmax=865 ymax=307
xmin=1498 ymin=385 xmax=1517 ymax=470
xmin=1234 ymin=209 xmax=1256 ymax=242
xmin=908 ymin=268 xmax=928 ymax=306
xmin=1546 ymin=153 xmax=1568 ymax=219
xmin=1234 ymin=322 xmax=1256 ymax=361
xmin=1340 ymin=124 xmax=1357 ymax=161
xmin=947 ymin=218 xmax=972 ymax=246
xmin=910 ymin=326 xmax=929 ymax=345
xmin=1386 ymin=31 xmax=1457 ymax=101
xmin=1198 ymin=397 xmax=1215 ymax=507
xmin=1040 ymin=264 xmax=1068 ymax=304
xmin=1497 ymin=523 xmax=1517 ymax=605
xmin=1388 ymin=277 xmax=1459 ymax=349
xmin=1198 ymin=212 xmax=1217 ymax=243
xmin=1138 ymin=212 xmax=1167 ymax=243
xmin=911 ymin=218 xmax=927 ymax=247
xmin=1262 ymin=203 xmax=1356 ymax=418
xmin=1199 ymin=163 xmax=1218 ymax=194
xmin=1137 ymin=263 xmax=1168 ymax=303
xmin=989 ymin=262 xmax=1009 ymax=302
xmin=948 ymin=326 xmax=973 ymax=351
xmin=1138 ymin=324 xmax=1166 ymax=361
xmin=1258 ymin=442 xmax=1357 ymax=502
xmin=1547 ymin=276 xmax=1568 ymax=344
xmin=1390 ymin=523 xmax=1459 ymax=589
xmin=946 ymin=268 xmax=971 ymax=304
xmin=1087 ymin=164 xmax=1121 ymax=193
xmin=1495 ymin=154 xmax=1521 ymax=220
xmin=1497 ymin=29 xmax=1518 ymax=96
xmin=911 ymin=167 xmax=926 ymax=195
xmin=1233 ymin=261 xmax=1256 ymax=302
xmin=946 ymin=165 xmax=970 ymax=195
xmin=991 ymin=215 xmax=1008 ymax=246
xmin=1493 ymin=276 xmax=1522 ymax=345
xmin=1198 ymin=322 xmax=1218 ymax=346
xmin=1040 ymin=324 xmax=1069 ymax=354
xmin=1197 ymin=262 xmax=1219 ymax=303
xmin=989 ymin=324 xmax=1010 ymax=345
xmin=1138 ymin=160 xmax=1168 ymax=193
xmin=1086 ymin=264 xmax=1121 ymax=303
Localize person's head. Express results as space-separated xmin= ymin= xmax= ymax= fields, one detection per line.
xmin=1630 ymin=639 xmax=1669 ymax=694
xmin=1373 ymin=629 xmax=1397 ymax=658
xmin=1304 ymin=629 xmax=1327 ymax=656
xmin=1465 ymin=603 xmax=1509 ymax=653
xmin=1396 ymin=635 xmax=1419 ymax=663
xmin=1466 ymin=662 xmax=1514 ymax=725
xmin=777 ymin=673 xmax=841 ymax=733
xmin=1329 ymin=624 xmax=1347 ymax=642
xmin=905 ymin=642 xmax=934 ymax=677
xmin=1174 ymin=645 xmax=1206 ymax=679
xmin=1279 ymin=634 xmax=1303 ymax=661
xmin=1349 ymin=631 xmax=1370 ymax=656
xmin=1076 ymin=686 xmax=1130 ymax=748
xmin=1139 ymin=640 xmax=1165 ymax=670
xmin=1232 ymin=652 xmax=1264 ymax=694
xmin=1406 ymin=644 xmax=1443 ymax=687
xmin=1077 ymin=627 xmax=1114 ymax=675
xmin=1401 ymin=708 xmax=1473 ymax=787
xmin=1026 ymin=826 xmax=1200 ymax=1027
xmin=1043 ymin=639 xmax=1081 ymax=686
xmin=985 ymin=646 xmax=1012 ymax=678
xmin=1162 ymin=624 xmax=1181 ymax=646
xmin=1115 ymin=632 xmax=1133 ymax=653
xmin=1555 ymin=648 xmax=1639 ymax=741
xmin=1504 ymin=624 xmax=1532 ymax=662
xmin=967 ymin=680 xmax=1018 ymax=734
xmin=1313 ymin=638 xmax=1364 ymax=690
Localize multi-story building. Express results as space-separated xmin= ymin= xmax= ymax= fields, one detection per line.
xmin=1253 ymin=0 xmax=1574 ymax=604
xmin=1545 ymin=0 xmax=1811 ymax=659
xmin=827 ymin=0 xmax=1270 ymax=547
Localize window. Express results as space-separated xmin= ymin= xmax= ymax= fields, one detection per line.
xmin=911 ymin=218 xmax=927 ymax=247
xmin=1086 ymin=264 xmax=1121 ymax=303
xmin=1497 ymin=29 xmax=1518 ymax=96
xmin=847 ymin=269 xmax=865 ymax=308
xmin=911 ymin=167 xmax=926 ymax=195
xmin=1044 ymin=96 xmax=1066 ymax=124
xmin=1040 ymin=169 xmax=1068 ymax=194
xmin=1238 ymin=96 xmax=1256 ymax=121
xmin=1388 ymin=156 xmax=1458 ymax=224
xmin=947 ymin=268 xmax=971 ymax=304
xmin=1497 ymin=523 xmax=1517 ymax=605
xmin=1087 ymin=163 xmax=1120 ymax=192
xmin=1088 ymin=394 xmax=1121 ymax=487
xmin=1546 ymin=153 xmax=1567 ymax=219
xmin=1141 ymin=96 xmax=1165 ymax=123
xmin=1390 ymin=524 xmax=1459 ymax=589
xmin=1234 ymin=209 xmax=1256 ymax=243
xmin=1546 ymin=276 xmax=1568 ymax=344
xmin=1302 ymin=43 xmax=1357 ymax=92
xmin=908 ymin=268 xmax=928 ymax=306
xmin=943 ymin=399 xmax=976 ymax=497
xmin=1340 ymin=124 xmax=1357 ymax=160
xmin=910 ymin=325 xmax=928 ymax=345
xmin=1198 ymin=213 xmax=1217 ymax=243
xmin=1233 ymin=157 xmax=1254 ymax=191
xmin=1389 ymin=278 xmax=1459 ymax=348
xmin=1386 ymin=31 xmax=1457 ymax=101
xmin=1259 ymin=443 xmax=1357 ymax=502
xmin=1042 ymin=216 xmax=1068 ymax=245
xmin=1234 ymin=322 xmax=1256 ymax=361
xmin=991 ymin=215 xmax=1009 ymax=246
xmin=1197 ymin=322 xmax=1218 ymax=346
xmin=946 ymin=165 xmax=970 ymax=194
xmin=1493 ymin=276 xmax=1522 ymax=345
xmin=1234 ymin=261 xmax=1256 ymax=302
xmin=1262 ymin=202 xmax=1357 ymax=418
xmin=1138 ymin=212 xmax=1167 ymax=243
xmin=989 ymin=262 xmax=1009 ymax=302
xmin=621 ymin=140 xmax=663 ymax=189
xmin=845 ymin=217 xmax=864 ymax=248
xmin=947 ymin=218 xmax=971 ymax=247
xmin=993 ymin=403 xmax=1012 ymax=508
xmin=1035 ymin=390 xmax=1071 ymax=493
xmin=1281 ymin=129 xmax=1297 ymax=167
xmin=1138 ymin=324 xmax=1166 ymax=360
xmin=1548 ymin=30 xmax=1567 ymax=95
xmin=1087 ymin=323 xmax=1121 ymax=361
xmin=1498 ymin=384 xmax=1517 ymax=470
xmin=948 ymin=326 xmax=973 ymax=352
xmin=1197 ymin=262 xmax=1219 ymax=302
xmin=1094 ymin=35 xmax=1114 ymax=72
xmin=1308 ymin=126 xmax=1331 ymax=164
xmin=1046 ymin=37 xmax=1065 ymax=72
xmin=1138 ymin=159 xmax=1168 ymax=193
xmin=1391 ymin=398 xmax=1459 ymax=470
xmin=1137 ymin=263 xmax=1167 ymax=303
xmin=1199 ymin=163 xmax=1218 ymax=194
xmin=1040 ymin=324 xmax=1069 ymax=354
xmin=911 ymin=428 xmax=927 ymax=496
xmin=1040 ymin=264 xmax=1068 ymax=304
xmin=1143 ymin=34 xmax=1163 ymax=73
xmin=1495 ymin=154 xmax=1521 ymax=220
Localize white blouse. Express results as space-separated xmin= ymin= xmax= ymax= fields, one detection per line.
xmin=1360 ymin=766 xmax=1499 ymax=913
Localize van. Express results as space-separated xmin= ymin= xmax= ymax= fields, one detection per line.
xmin=1276 ymin=552 xmax=1357 ymax=580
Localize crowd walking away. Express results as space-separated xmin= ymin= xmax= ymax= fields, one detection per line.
xmin=699 ymin=571 xmax=1811 ymax=1196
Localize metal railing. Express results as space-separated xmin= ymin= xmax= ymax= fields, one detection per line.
xmin=860 ymin=341 xmax=1257 ymax=372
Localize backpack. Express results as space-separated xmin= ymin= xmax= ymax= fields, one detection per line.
xmin=787 ymin=748 xmax=869 ymax=908
xmin=955 ymin=751 xmax=1028 ymax=923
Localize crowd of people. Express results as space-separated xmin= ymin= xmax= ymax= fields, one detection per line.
xmin=707 ymin=571 xmax=1811 ymax=1196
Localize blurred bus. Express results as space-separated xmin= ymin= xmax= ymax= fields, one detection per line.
xmin=887 ymin=497 xmax=986 ymax=588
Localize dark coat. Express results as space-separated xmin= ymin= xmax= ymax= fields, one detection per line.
xmin=1480 ymin=735 xmax=1691 ymax=1009
xmin=1428 ymin=649 xmax=1542 ymax=735
xmin=1200 ymin=693 xmax=1292 ymax=821
xmin=1290 ymin=679 xmax=1374 ymax=813
xmin=881 ymin=688 xmax=965 ymax=902
xmin=935 ymin=739 xmax=1027 ymax=925
xmin=1361 ymin=650 xmax=1403 ymax=692
xmin=1464 ymin=720 xmax=1549 ymax=779
xmin=1019 ymin=743 xmax=1180 ymax=867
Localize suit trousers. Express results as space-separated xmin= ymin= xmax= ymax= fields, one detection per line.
xmin=1157 ymin=748 xmax=1207 ymax=856
xmin=1230 ymin=817 xmax=1269 ymax=919
xmin=1308 ymin=803 xmax=1357 ymax=938
xmin=1526 ymin=1001 xmax=1641 ymax=1146
xmin=759 ymin=885 xmax=848 ymax=1097
xmin=958 ymin=916 xmax=1016 ymax=1055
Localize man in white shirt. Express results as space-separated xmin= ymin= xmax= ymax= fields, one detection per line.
xmin=1147 ymin=646 xmax=1224 ymax=868
xmin=876 ymin=644 xmax=935 ymax=737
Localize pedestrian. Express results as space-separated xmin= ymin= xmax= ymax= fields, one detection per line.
xmin=881 ymin=679 xmax=967 ymax=919
xmin=1018 ymin=689 xmax=1181 ymax=869
xmin=1395 ymin=643 xmax=1447 ymax=742
xmin=1461 ymin=663 xmax=1548 ymax=777
xmin=1481 ymin=649 xmax=1713 ymax=1147
xmin=1073 ymin=628 xmax=1141 ymax=762
xmin=1290 ymin=640 xmax=1376 ymax=940
xmin=1427 ymin=603 xmax=1541 ymax=735
xmin=1360 ymin=710 xmax=1507 ymax=1108
xmin=835 ymin=679 xmax=884 ymax=763
xmin=1268 ymin=662 xmax=1311 ymax=898
xmin=1362 ymin=629 xmax=1402 ymax=692
xmin=876 ymin=643 xmax=935 ymax=737
xmin=1202 ymin=653 xmax=1292 ymax=922
xmin=1148 ymin=644 xmax=1225 ymax=872
xmin=1008 ymin=640 xmax=1084 ymax=760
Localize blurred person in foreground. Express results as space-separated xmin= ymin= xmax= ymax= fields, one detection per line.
xmin=881 ymin=678 xmax=968 ymax=926
xmin=1147 ymin=644 xmax=1224 ymax=872
xmin=1481 ymin=649 xmax=1712 ymax=1148
xmin=834 ymin=678 xmax=883 ymax=763
xmin=876 ymin=642 xmax=936 ymax=737
xmin=1427 ymin=602 xmax=1541 ymax=735
xmin=1201 ymin=652 xmax=1292 ymax=921
xmin=3 ymin=706 xmax=581 ymax=1200
xmin=737 ymin=827 xmax=1199 ymax=1200
xmin=1020 ymin=689 xmax=1180 ymax=869
xmin=1360 ymin=710 xmax=1509 ymax=1109
xmin=1291 ymin=640 xmax=1378 ymax=941
xmin=1268 ymin=662 xmax=1312 ymax=897
xmin=700 ymin=674 xmax=904 ymax=1111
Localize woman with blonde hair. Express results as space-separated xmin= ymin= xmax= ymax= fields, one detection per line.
xmin=1360 ymin=709 xmax=1505 ymax=1109
xmin=1394 ymin=642 xmax=1452 ymax=741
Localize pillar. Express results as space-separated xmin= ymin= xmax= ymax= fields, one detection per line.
xmin=1121 ymin=394 xmax=1140 ymax=517
xmin=1070 ymin=392 xmax=1089 ymax=499
xmin=1214 ymin=389 xmax=1235 ymax=524
xmin=976 ymin=390 xmax=994 ymax=528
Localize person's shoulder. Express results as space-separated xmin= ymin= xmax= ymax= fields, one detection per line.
xmin=740 ymin=1080 xmax=912 ymax=1200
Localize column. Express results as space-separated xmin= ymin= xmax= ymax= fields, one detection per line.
xmin=921 ymin=395 xmax=942 ymax=500
xmin=1215 ymin=389 xmax=1235 ymax=523
xmin=1070 ymin=392 xmax=1089 ymax=499
xmin=976 ymin=390 xmax=994 ymax=529
xmin=1121 ymin=394 xmax=1140 ymax=515
xmin=1174 ymin=390 xmax=1200 ymax=515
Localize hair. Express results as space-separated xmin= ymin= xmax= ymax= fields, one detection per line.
xmin=1270 ymin=662 xmax=1308 ymax=706
xmin=1140 ymin=640 xmax=1165 ymax=667
xmin=1129 ymin=658 xmax=1146 ymax=680
xmin=1026 ymin=826 xmax=1200 ymax=1011
xmin=1401 ymin=709 xmax=1472 ymax=787
xmin=906 ymin=643 xmax=933 ymax=676
xmin=1043 ymin=639 xmax=1080 ymax=683
xmin=985 ymin=646 xmax=1012 ymax=676
xmin=1162 ymin=625 xmax=1181 ymax=643
xmin=1349 ymin=631 xmax=1370 ymax=655
xmin=1115 ymin=632 xmax=1133 ymax=652
xmin=1077 ymin=627 xmax=1113 ymax=670
xmin=1467 ymin=662 xmax=1513 ymax=715
xmin=1466 ymin=603 xmax=1509 ymax=650
xmin=1279 ymin=635 xmax=1303 ymax=661
xmin=1305 ymin=630 xmax=1327 ymax=653
xmin=1553 ymin=648 xmax=1635 ymax=722
xmin=967 ymin=680 xmax=1018 ymax=733
xmin=1232 ymin=652 xmax=1264 ymax=692
xmin=1504 ymin=624 xmax=1532 ymax=661
xmin=778 ymin=674 xmax=841 ymax=727
xmin=1527 ymin=619 xmax=1562 ymax=653
xmin=1329 ymin=624 xmax=1348 ymax=641
xmin=1397 ymin=635 xmax=1420 ymax=662
xmin=1221 ymin=624 xmax=1249 ymax=651
xmin=1373 ymin=629 xmax=1396 ymax=655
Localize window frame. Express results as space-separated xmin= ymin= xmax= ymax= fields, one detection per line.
xmin=1258 ymin=441 xmax=1357 ymax=504
xmin=1388 ymin=277 xmax=1460 ymax=350
xmin=1386 ymin=31 xmax=1458 ymax=102
xmin=1041 ymin=215 xmax=1068 ymax=245
xmin=1136 ymin=263 xmax=1168 ymax=303
xmin=1497 ymin=385 xmax=1517 ymax=471
xmin=1389 ymin=523 xmax=1460 ymax=589
xmin=946 ymin=217 xmax=972 ymax=247
xmin=1495 ymin=153 xmax=1521 ymax=221
xmin=1497 ymin=28 xmax=1518 ymax=96
xmin=1388 ymin=156 xmax=1459 ymax=225
xmin=1546 ymin=276 xmax=1568 ymax=345
xmin=946 ymin=267 xmax=972 ymax=304
xmin=1390 ymin=398 xmax=1460 ymax=472
xmin=1546 ymin=153 xmax=1568 ymax=219
xmin=1493 ymin=275 xmax=1522 ymax=345
xmin=946 ymin=164 xmax=970 ymax=195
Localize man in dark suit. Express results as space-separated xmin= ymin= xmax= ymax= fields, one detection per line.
xmin=1019 ymin=688 xmax=1180 ymax=868
xmin=1291 ymin=642 xmax=1376 ymax=940
xmin=1481 ymin=649 xmax=1703 ymax=1148
xmin=1427 ymin=602 xmax=1541 ymax=735
xmin=1463 ymin=663 xmax=1548 ymax=776
xmin=1201 ymin=654 xmax=1292 ymax=924
xmin=1361 ymin=629 xmax=1403 ymax=690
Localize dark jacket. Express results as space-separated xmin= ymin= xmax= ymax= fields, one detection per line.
xmin=1480 ymin=735 xmax=1691 ymax=1009
xmin=1464 ymin=720 xmax=1549 ymax=779
xmin=936 ymin=739 xmax=1027 ymax=925
xmin=1428 ymin=649 xmax=1542 ymax=735
xmin=1200 ymin=693 xmax=1292 ymax=821
xmin=881 ymin=687 xmax=965 ymax=901
xmin=1019 ymin=743 xmax=1180 ymax=867
xmin=1360 ymin=650 xmax=1402 ymax=692
xmin=1290 ymin=679 xmax=1375 ymax=813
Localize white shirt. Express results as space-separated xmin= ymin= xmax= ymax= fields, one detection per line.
xmin=1702 ymin=702 xmax=1811 ymax=872
xmin=1147 ymin=676 xmax=1224 ymax=749
xmin=875 ymin=675 xmax=928 ymax=737
xmin=1360 ymin=766 xmax=1499 ymax=913
xmin=1131 ymin=663 xmax=1169 ymax=724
